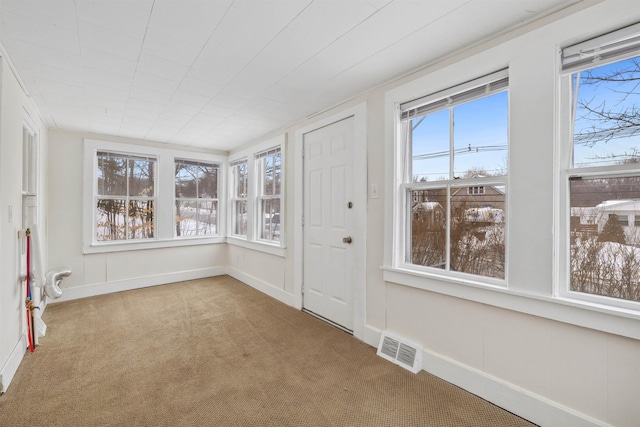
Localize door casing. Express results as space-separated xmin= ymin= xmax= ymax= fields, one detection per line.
xmin=293 ymin=103 xmax=367 ymax=341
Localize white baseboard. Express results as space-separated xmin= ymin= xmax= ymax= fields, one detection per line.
xmin=0 ymin=333 xmax=28 ymax=394
xmin=363 ymin=324 xmax=382 ymax=348
xmin=51 ymin=267 xmax=226 ymax=303
xmin=226 ymin=267 xmax=295 ymax=307
xmin=362 ymin=325 xmax=607 ymax=427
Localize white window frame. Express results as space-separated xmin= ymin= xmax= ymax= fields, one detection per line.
xmin=174 ymin=159 xmax=221 ymax=238
xmin=393 ymin=70 xmax=509 ymax=286
xmin=558 ymin=23 xmax=640 ymax=311
xmin=83 ymin=139 xmax=226 ymax=253
xmin=255 ymin=147 xmax=282 ymax=243
xmin=227 ymin=135 xmax=285 ymax=257
xmin=229 ymin=158 xmax=248 ymax=238
xmin=95 ymin=150 xmax=157 ymax=242
xmin=22 ymin=120 xmax=38 ymax=196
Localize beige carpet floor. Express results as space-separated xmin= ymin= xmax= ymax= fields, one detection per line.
xmin=0 ymin=276 xmax=536 ymax=426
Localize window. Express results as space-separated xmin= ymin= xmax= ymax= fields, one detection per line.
xmin=174 ymin=159 xmax=219 ymax=237
xmin=22 ymin=125 xmax=38 ymax=195
xmin=227 ymin=135 xmax=285 ymax=254
xmin=84 ymin=139 xmax=226 ymax=252
xmin=230 ymin=159 xmax=248 ymax=237
xmin=96 ymin=151 xmax=156 ymax=241
xmin=562 ymin=23 xmax=640 ymax=305
xmin=256 ymin=148 xmax=282 ymax=242
xmin=399 ymin=70 xmax=508 ymax=280
xmin=467 ymin=186 xmax=485 ymax=195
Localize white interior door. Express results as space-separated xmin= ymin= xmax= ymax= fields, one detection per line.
xmin=303 ymin=117 xmax=354 ymax=331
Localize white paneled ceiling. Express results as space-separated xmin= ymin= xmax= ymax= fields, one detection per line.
xmin=0 ymin=0 xmax=579 ymax=151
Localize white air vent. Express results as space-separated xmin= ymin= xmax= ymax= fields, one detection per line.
xmin=377 ymin=332 xmax=422 ymax=374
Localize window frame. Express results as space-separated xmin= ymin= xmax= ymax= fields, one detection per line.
xmin=95 ymin=151 xmax=157 ymax=242
xmin=174 ymin=158 xmax=221 ymax=238
xmin=255 ymin=147 xmax=282 ymax=243
xmin=229 ymin=158 xmax=249 ymax=238
xmin=558 ymin=25 xmax=640 ymax=310
xmin=227 ymin=135 xmax=286 ymax=257
xmin=83 ymin=138 xmax=226 ymax=253
xmin=395 ymin=70 xmax=509 ymax=285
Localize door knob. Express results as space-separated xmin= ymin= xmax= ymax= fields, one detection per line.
xmin=343 ymin=236 xmax=352 ymax=244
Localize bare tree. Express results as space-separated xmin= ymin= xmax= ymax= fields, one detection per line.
xmin=575 ymin=57 xmax=640 ymax=150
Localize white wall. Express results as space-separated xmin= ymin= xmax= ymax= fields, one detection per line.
xmin=372 ymin=2 xmax=640 ymax=426
xmin=240 ymin=2 xmax=638 ymax=425
xmin=2 ymin=1 xmax=639 ymax=425
xmin=46 ymin=129 xmax=228 ymax=302
xmin=0 ymin=54 xmax=48 ymax=392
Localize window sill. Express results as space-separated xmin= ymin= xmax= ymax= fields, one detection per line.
xmin=383 ymin=266 xmax=640 ymax=340
xmin=83 ymin=236 xmax=225 ymax=254
xmin=226 ymin=236 xmax=286 ymax=257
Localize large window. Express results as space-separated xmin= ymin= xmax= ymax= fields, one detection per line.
xmin=399 ymin=71 xmax=508 ymax=280
xmin=256 ymin=148 xmax=282 ymax=242
xmin=230 ymin=159 xmax=248 ymax=237
xmin=84 ymin=139 xmax=225 ymax=252
xmin=562 ymin=24 xmax=640 ymax=305
xmin=174 ymin=159 xmax=219 ymax=237
xmin=96 ymin=151 xmax=156 ymax=241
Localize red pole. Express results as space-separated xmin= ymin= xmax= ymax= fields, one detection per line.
xmin=26 ymin=229 xmax=34 ymax=353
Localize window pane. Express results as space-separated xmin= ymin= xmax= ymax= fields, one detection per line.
xmin=570 ymin=176 xmax=640 ymax=301
xmin=128 ymin=200 xmax=154 ymax=239
xmin=175 ymin=200 xmax=196 ymax=237
xmin=197 ymin=200 xmax=217 ymax=235
xmin=263 ymin=155 xmax=274 ymax=196
xmin=129 ymin=159 xmax=154 ymax=197
xmin=199 ymin=165 xmax=218 ymax=199
xmin=453 ymin=91 xmax=508 ymax=178
xmin=234 ymin=161 xmax=248 ymax=198
xmin=260 ymin=198 xmax=280 ymax=241
xmin=273 ymin=151 xmax=282 ymax=196
xmin=175 ymin=162 xmax=198 ymax=198
xmin=97 ymin=153 xmax=127 ymax=196
xmin=410 ymin=189 xmax=446 ymax=268
xmin=234 ymin=200 xmax=247 ymax=236
xmin=411 ymin=109 xmax=450 ymax=182
xmin=450 ymin=186 xmax=505 ymax=279
xmin=96 ymin=199 xmax=126 ymax=241
xmin=572 ymin=56 xmax=640 ymax=168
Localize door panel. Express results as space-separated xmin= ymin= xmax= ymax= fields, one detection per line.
xmin=303 ymin=117 xmax=354 ymax=330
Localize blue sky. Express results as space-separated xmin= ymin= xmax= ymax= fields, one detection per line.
xmin=410 ymin=55 xmax=640 ymax=179
xmin=411 ymin=90 xmax=508 ymax=181
xmin=572 ymin=56 xmax=640 ymax=168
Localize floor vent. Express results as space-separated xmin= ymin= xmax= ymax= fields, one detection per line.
xmin=376 ymin=332 xmax=422 ymax=374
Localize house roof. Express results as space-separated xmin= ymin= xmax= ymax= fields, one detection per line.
xmin=596 ymin=199 xmax=640 ymax=212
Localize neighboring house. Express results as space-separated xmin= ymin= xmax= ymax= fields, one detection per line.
xmin=570 ymin=206 xmax=599 ymax=235
xmin=595 ymin=200 xmax=640 ymax=242
xmin=451 ymin=184 xmax=506 ymax=211
xmin=412 ymin=185 xmax=505 ymax=226
xmin=412 ymin=202 xmax=445 ymax=229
